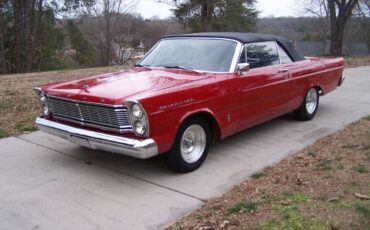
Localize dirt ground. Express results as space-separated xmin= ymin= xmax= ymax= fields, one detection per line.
xmin=0 ymin=66 xmax=124 ymax=137
xmin=168 ymin=117 xmax=370 ymax=230
xmin=345 ymin=56 xmax=370 ymax=68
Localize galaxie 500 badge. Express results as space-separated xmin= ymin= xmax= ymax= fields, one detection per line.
xmin=159 ymin=98 xmax=194 ymax=110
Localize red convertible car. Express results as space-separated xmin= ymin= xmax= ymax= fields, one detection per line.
xmin=34 ymin=32 xmax=345 ymax=172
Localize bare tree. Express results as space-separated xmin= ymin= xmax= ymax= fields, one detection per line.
xmin=88 ymin=0 xmax=137 ymax=66
xmin=327 ymin=0 xmax=359 ymax=55
xmin=355 ymin=0 xmax=370 ymax=51
xmin=299 ymin=0 xmax=360 ymax=56
xmin=299 ymin=0 xmax=330 ymax=52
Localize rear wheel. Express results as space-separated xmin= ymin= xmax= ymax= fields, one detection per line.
xmin=165 ymin=117 xmax=211 ymax=173
xmin=294 ymin=88 xmax=319 ymax=121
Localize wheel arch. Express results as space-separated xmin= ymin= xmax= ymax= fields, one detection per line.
xmin=314 ymin=85 xmax=324 ymax=95
xmin=307 ymin=83 xmax=324 ymax=96
xmin=178 ymin=109 xmax=222 ymax=143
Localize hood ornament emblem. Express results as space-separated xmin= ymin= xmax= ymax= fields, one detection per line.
xmin=82 ymin=84 xmax=90 ymax=89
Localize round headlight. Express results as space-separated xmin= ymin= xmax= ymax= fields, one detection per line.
xmin=134 ymin=120 xmax=146 ymax=135
xmin=40 ymin=93 xmax=46 ymax=104
xmin=42 ymin=104 xmax=49 ymax=116
xmin=132 ymin=103 xmax=143 ymax=119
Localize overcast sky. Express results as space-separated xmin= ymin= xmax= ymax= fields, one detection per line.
xmin=132 ymin=0 xmax=299 ymax=19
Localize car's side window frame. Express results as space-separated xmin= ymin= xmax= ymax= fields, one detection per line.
xmin=237 ymin=45 xmax=246 ymax=63
xmin=273 ymin=42 xmax=282 ymax=65
xmin=276 ymin=43 xmax=293 ymax=64
xmin=238 ymin=41 xmax=294 ymax=71
xmin=246 ymin=41 xmax=280 ymax=69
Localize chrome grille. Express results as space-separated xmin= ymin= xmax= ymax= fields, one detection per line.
xmin=47 ymin=97 xmax=132 ymax=132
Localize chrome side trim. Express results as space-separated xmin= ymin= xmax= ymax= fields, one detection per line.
xmin=230 ymin=42 xmax=243 ymax=73
xmin=274 ymin=41 xmax=282 ymax=65
xmin=160 ymin=36 xmax=240 ymax=43
xmin=36 ymin=117 xmax=158 ymax=159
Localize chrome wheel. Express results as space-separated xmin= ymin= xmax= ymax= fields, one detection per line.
xmin=180 ymin=124 xmax=206 ymax=163
xmin=305 ymin=88 xmax=318 ymax=114
xmin=166 ymin=117 xmax=211 ymax=173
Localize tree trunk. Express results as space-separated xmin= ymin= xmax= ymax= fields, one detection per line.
xmin=12 ymin=0 xmax=21 ymax=72
xmin=34 ymin=0 xmax=43 ymax=71
xmin=24 ymin=0 xmax=36 ymax=72
xmin=328 ymin=0 xmax=340 ymax=55
xmin=200 ymin=0 xmax=213 ymax=31
xmin=36 ymin=0 xmax=43 ymax=34
xmin=103 ymin=0 xmax=112 ymax=66
xmin=106 ymin=13 xmax=111 ymax=65
xmin=327 ymin=0 xmax=359 ymax=56
xmin=330 ymin=24 xmax=345 ymax=55
xmin=0 ymin=2 xmax=6 ymax=74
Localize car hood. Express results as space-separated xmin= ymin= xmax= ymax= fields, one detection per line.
xmin=43 ymin=68 xmax=208 ymax=105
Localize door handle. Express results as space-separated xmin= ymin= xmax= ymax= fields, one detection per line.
xmin=278 ymin=69 xmax=289 ymax=73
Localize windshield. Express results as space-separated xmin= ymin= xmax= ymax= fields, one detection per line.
xmin=139 ymin=38 xmax=238 ymax=72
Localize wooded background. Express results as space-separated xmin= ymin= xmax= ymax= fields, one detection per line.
xmin=0 ymin=0 xmax=369 ymax=74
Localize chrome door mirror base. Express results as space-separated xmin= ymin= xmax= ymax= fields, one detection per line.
xmin=237 ymin=63 xmax=250 ymax=71
xmin=237 ymin=63 xmax=250 ymax=75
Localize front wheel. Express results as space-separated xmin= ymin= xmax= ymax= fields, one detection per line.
xmin=165 ymin=117 xmax=211 ymax=173
xmin=294 ymin=88 xmax=319 ymax=121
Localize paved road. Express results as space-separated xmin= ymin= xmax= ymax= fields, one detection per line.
xmin=1 ymin=67 xmax=370 ymax=230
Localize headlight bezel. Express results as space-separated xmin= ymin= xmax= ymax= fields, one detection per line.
xmin=33 ymin=87 xmax=50 ymax=116
xmin=126 ymin=100 xmax=149 ymax=137
xmin=40 ymin=94 xmax=47 ymax=103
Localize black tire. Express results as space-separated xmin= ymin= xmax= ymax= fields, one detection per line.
xmin=165 ymin=117 xmax=211 ymax=173
xmin=294 ymin=88 xmax=319 ymax=121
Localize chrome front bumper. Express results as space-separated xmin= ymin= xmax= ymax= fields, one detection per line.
xmin=35 ymin=117 xmax=158 ymax=159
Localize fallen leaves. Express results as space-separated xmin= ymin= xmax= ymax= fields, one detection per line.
xmin=167 ymin=118 xmax=370 ymax=230
xmin=0 ymin=66 xmax=124 ymax=136
xmin=354 ymin=193 xmax=370 ymax=200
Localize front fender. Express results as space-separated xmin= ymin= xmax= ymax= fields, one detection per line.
xmin=145 ymin=106 xmax=223 ymax=154
xmin=136 ymin=74 xmax=239 ymax=154
xmin=178 ymin=108 xmax=222 ymax=130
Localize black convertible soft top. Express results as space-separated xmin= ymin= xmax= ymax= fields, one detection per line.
xmin=161 ymin=32 xmax=305 ymax=62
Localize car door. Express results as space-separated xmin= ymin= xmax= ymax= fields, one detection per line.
xmin=238 ymin=41 xmax=293 ymax=130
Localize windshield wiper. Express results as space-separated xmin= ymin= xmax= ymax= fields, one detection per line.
xmin=163 ymin=65 xmax=198 ymax=73
xmin=134 ymin=64 xmax=151 ymax=68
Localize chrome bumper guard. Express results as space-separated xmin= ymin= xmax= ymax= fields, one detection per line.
xmin=35 ymin=117 xmax=158 ymax=159
xmin=339 ymin=75 xmax=345 ymax=86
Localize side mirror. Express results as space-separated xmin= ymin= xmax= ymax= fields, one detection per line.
xmin=236 ymin=63 xmax=250 ymax=74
